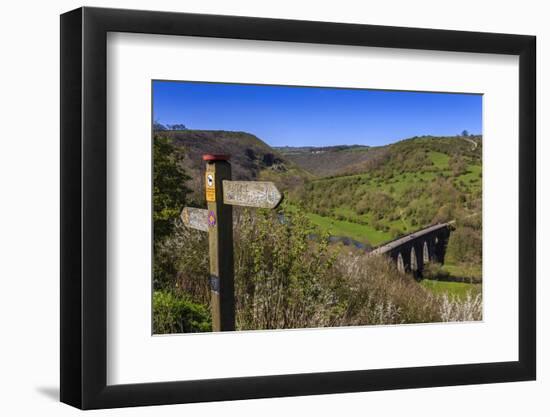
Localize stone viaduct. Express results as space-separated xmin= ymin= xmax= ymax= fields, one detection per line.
xmin=369 ymin=222 xmax=454 ymax=278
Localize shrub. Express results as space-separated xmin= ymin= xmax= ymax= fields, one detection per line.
xmin=153 ymin=290 xmax=211 ymax=334
xmin=234 ymin=205 xmax=342 ymax=330
xmin=422 ymin=262 xmax=450 ymax=280
xmin=446 ymin=226 xmax=482 ymax=264
xmin=153 ymin=135 xmax=191 ymax=286
xmin=155 ymin=219 xmax=210 ymax=298
xmin=389 ymin=226 xmax=401 ymax=239
xmin=153 ymin=135 xmax=190 ymax=245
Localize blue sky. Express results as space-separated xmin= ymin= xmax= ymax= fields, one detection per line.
xmin=153 ymin=80 xmax=482 ymax=147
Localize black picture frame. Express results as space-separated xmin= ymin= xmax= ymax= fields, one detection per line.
xmin=60 ymin=6 xmax=536 ymax=410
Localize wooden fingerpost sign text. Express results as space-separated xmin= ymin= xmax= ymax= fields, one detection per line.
xmin=180 ymin=154 xmax=283 ymax=332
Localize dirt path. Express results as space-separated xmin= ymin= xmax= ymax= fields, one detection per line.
xmin=462 ymin=137 xmax=478 ymax=151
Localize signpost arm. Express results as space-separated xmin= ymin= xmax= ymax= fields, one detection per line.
xmin=204 ymin=155 xmax=235 ymax=331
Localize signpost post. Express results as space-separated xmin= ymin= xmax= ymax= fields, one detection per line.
xmin=203 ymin=155 xmax=234 ymax=331
xmin=180 ymin=154 xmax=283 ymax=332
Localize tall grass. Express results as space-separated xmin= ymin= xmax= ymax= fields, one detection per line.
xmin=438 ymin=292 xmax=483 ymax=322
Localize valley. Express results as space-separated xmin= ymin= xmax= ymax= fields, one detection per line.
xmin=158 ymin=129 xmax=482 ymax=303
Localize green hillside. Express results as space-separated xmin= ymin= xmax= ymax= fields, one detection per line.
xmin=287 ymin=136 xmax=482 ymax=249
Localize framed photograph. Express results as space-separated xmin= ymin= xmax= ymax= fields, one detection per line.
xmin=60 ymin=6 xmax=536 ymax=409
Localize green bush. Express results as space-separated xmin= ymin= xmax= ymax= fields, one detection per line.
xmin=389 ymin=226 xmax=401 ymax=239
xmin=446 ymin=226 xmax=482 ymax=264
xmin=153 ymin=134 xmax=191 ymax=288
xmin=422 ymin=262 xmax=450 ymax=280
xmin=234 ymin=205 xmax=341 ymax=330
xmin=153 ymin=290 xmax=211 ymax=334
xmin=153 ymin=135 xmax=190 ymax=245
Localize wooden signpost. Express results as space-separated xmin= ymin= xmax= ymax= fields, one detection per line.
xmin=180 ymin=154 xmax=283 ymax=332
xmin=223 ymin=180 xmax=282 ymax=209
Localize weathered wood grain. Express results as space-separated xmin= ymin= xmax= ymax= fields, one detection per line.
xmin=222 ymin=180 xmax=282 ymax=209
xmin=180 ymin=207 xmax=208 ymax=232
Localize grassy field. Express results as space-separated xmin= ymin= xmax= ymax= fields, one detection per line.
xmin=429 ymin=151 xmax=450 ymax=169
xmin=284 ymin=202 xmax=392 ymax=245
xmin=421 ymin=279 xmax=481 ymax=299
xmin=455 ymin=164 xmax=482 ymax=193
xmin=305 ymin=211 xmax=391 ymax=245
xmin=442 ymin=262 xmax=482 ymax=280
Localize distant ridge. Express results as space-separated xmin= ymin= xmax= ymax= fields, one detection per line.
xmin=275 ymin=144 xmax=379 ymax=177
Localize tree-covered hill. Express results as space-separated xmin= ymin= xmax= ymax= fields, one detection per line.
xmin=155 ymin=129 xmax=311 ymax=204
